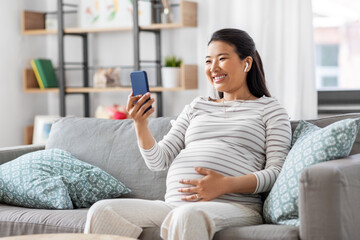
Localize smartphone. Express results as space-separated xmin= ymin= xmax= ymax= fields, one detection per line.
xmin=130 ymin=70 xmax=152 ymax=113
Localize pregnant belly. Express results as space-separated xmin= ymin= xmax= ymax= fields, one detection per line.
xmin=165 ymin=161 xmax=207 ymax=205
xmin=164 ymin=144 xmax=246 ymax=206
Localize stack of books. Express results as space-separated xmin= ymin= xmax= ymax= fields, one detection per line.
xmin=31 ymin=59 xmax=58 ymax=89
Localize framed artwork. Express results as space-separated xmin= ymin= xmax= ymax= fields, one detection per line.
xmin=78 ymin=0 xmax=152 ymax=28
xmin=32 ymin=115 xmax=59 ymax=145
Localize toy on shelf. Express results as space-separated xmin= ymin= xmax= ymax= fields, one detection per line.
xmin=93 ymin=67 xmax=121 ymax=88
xmin=95 ymin=104 xmax=128 ymax=119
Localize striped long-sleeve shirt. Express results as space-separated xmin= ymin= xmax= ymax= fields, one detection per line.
xmin=139 ymin=96 xmax=292 ymax=207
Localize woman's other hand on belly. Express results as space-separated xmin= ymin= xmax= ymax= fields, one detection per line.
xmin=178 ymin=167 xmax=230 ymax=202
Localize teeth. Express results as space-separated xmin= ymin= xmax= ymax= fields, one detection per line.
xmin=214 ymin=75 xmax=226 ymax=80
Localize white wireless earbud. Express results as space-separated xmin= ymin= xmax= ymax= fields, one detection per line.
xmin=244 ymin=62 xmax=249 ymax=72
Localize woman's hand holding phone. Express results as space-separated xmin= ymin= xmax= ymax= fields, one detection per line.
xmin=126 ymin=92 xmax=156 ymax=150
xmin=126 ymin=92 xmax=155 ymax=125
xmin=127 ymin=70 xmax=154 ymax=125
xmin=127 ymin=70 xmax=156 ymax=150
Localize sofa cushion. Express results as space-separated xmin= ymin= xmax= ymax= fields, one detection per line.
xmin=46 ymin=117 xmax=175 ymax=200
xmin=0 ymin=205 xmax=299 ymax=240
xmin=263 ymin=118 xmax=360 ymax=226
xmin=290 ymin=113 xmax=360 ymax=155
xmin=139 ymin=225 xmax=299 ymax=240
xmin=214 ymin=224 xmax=299 ymax=240
xmin=0 ymin=149 xmax=130 ymax=209
xmin=0 ymin=204 xmax=86 ymax=237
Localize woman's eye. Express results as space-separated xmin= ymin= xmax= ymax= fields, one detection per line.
xmin=219 ymin=58 xmax=226 ymax=61
xmin=205 ymin=60 xmax=211 ymax=64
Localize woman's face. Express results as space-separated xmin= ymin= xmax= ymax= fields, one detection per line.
xmin=205 ymin=40 xmax=249 ymax=98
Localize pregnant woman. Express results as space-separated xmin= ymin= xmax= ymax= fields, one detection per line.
xmin=84 ymin=28 xmax=292 ymax=240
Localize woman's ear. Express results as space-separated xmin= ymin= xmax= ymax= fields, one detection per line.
xmin=244 ymin=56 xmax=253 ymax=73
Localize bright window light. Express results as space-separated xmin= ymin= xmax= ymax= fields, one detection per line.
xmin=313 ymin=0 xmax=360 ymax=90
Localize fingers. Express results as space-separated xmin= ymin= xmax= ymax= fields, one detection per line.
xmin=126 ymin=92 xmax=137 ymax=112
xmin=179 ymin=178 xmax=206 ymax=201
xmin=178 ymin=186 xmax=196 ymax=193
xmin=135 ymin=96 xmax=154 ymax=119
xmin=178 ymin=178 xmax=198 ymax=186
xmin=141 ymin=104 xmax=155 ymax=118
xmin=126 ymin=92 xmax=141 ymax=112
xmin=181 ymin=193 xmax=201 ymax=201
xmin=127 ymin=92 xmax=154 ymax=119
xmin=194 ymin=167 xmax=212 ymax=175
xmin=139 ymin=96 xmax=154 ymax=113
xmin=133 ymin=93 xmax=150 ymax=113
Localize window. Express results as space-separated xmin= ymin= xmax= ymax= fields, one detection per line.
xmin=315 ymin=44 xmax=339 ymax=88
xmin=313 ymin=0 xmax=360 ymax=114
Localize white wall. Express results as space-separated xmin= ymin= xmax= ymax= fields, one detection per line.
xmin=0 ymin=1 xmax=49 ymax=148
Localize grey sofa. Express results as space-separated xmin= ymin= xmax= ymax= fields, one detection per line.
xmin=0 ymin=113 xmax=360 ymax=240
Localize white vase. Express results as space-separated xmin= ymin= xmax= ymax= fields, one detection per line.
xmin=162 ymin=67 xmax=181 ymax=88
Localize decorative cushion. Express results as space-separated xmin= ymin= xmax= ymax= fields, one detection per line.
xmin=263 ymin=118 xmax=360 ymax=226
xmin=0 ymin=149 xmax=130 ymax=209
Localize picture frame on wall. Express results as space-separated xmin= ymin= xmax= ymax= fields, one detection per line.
xmin=32 ymin=115 xmax=59 ymax=145
xmin=78 ymin=0 xmax=152 ymax=28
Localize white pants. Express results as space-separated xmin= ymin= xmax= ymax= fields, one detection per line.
xmin=84 ymin=199 xmax=263 ymax=240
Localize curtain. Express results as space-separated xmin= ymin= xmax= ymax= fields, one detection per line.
xmin=196 ymin=0 xmax=317 ymax=120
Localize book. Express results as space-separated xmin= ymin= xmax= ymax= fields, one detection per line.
xmin=32 ymin=59 xmax=58 ymax=88
xmin=30 ymin=60 xmax=44 ymax=89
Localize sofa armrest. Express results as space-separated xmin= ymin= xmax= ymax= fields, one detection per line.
xmin=299 ymin=154 xmax=360 ymax=240
xmin=0 ymin=145 xmax=45 ymax=165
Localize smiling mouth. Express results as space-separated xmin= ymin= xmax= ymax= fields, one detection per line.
xmin=213 ymin=74 xmax=227 ymax=83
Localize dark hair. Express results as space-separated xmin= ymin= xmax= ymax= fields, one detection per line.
xmin=208 ymin=28 xmax=271 ymax=98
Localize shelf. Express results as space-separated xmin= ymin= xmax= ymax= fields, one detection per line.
xmin=23 ymin=29 xmax=57 ymax=35
xmin=66 ymin=87 xmax=173 ymax=93
xmin=22 ymin=23 xmax=196 ymax=35
xmin=65 ymin=27 xmax=133 ymax=34
xmin=23 ymin=86 xmax=192 ymax=93
xmin=140 ymin=23 xmax=187 ymax=30
xmin=23 ymin=64 xmax=197 ymax=93
xmin=23 ymin=69 xmax=58 ymax=93
xmin=21 ymin=0 xmax=197 ymax=34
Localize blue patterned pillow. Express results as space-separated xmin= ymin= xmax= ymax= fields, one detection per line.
xmin=263 ymin=118 xmax=360 ymax=226
xmin=0 ymin=149 xmax=130 ymax=209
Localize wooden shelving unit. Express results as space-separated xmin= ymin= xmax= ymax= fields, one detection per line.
xmin=21 ymin=0 xmax=197 ymax=34
xmin=23 ymin=64 xmax=197 ymax=93
xmin=22 ymin=0 xmax=198 ymax=117
xmin=65 ymin=27 xmax=132 ymax=34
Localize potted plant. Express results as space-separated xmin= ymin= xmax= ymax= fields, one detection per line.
xmin=162 ymin=56 xmax=182 ymax=88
